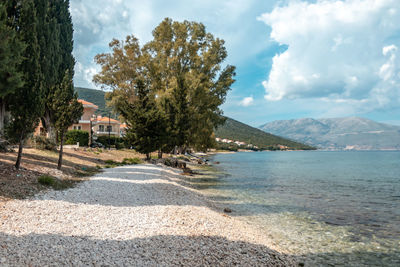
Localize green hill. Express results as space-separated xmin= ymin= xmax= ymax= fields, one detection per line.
xmin=75 ymin=87 xmax=113 ymax=117
xmin=74 ymin=87 xmax=314 ymax=150
xmin=215 ymin=117 xmax=315 ymax=150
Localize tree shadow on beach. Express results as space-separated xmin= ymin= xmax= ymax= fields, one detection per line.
xmin=0 ymin=152 xmax=95 ymax=175
xmin=0 ymin=232 xmax=294 ymax=266
xmin=1 ymin=232 xmax=399 ymax=266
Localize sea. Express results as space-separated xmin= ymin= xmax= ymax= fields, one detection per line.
xmin=188 ymin=151 xmax=400 ymax=266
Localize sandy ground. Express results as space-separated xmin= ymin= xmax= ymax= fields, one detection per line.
xmin=0 ymin=164 xmax=296 ymax=266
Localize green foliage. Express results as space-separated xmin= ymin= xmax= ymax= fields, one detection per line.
xmin=0 ymin=3 xmax=24 ymax=98
xmin=51 ymin=72 xmax=84 ymax=169
xmin=52 ymin=72 xmax=84 ymax=138
xmin=36 ymin=0 xmax=75 ymax=140
xmin=122 ymin=157 xmax=142 ymax=165
xmin=103 ymin=157 xmax=142 ymax=168
xmin=215 ymin=143 xmax=239 ymax=152
xmin=32 ymin=136 xmax=57 ymax=151
xmin=0 ymin=2 xmax=25 ymax=135
xmin=94 ymin=18 xmax=236 ymax=155
xmin=120 ymin=80 xmax=167 ymax=158
xmin=96 ymin=136 xmax=126 ymax=148
xmin=74 ymin=87 xmax=115 ymax=117
xmin=215 ymin=117 xmax=316 ymax=150
xmin=38 ymin=174 xmax=76 ymax=190
xmin=65 ymin=130 xmax=89 ymax=146
xmin=38 ymin=175 xmax=55 ymax=186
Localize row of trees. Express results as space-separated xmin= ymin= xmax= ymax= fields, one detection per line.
xmin=0 ymin=0 xmax=82 ymax=169
xmin=94 ymin=18 xmax=236 ymax=159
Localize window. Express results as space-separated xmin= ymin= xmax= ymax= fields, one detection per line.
xmin=99 ymin=125 xmax=104 ymax=132
xmin=107 ymin=125 xmax=112 ymax=132
xmin=74 ymin=125 xmax=81 ymax=130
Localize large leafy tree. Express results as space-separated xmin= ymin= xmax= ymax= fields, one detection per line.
xmin=94 ymin=18 xmax=235 ymax=154
xmin=144 ymin=18 xmax=236 ymax=151
xmin=0 ymin=2 xmax=24 ymax=135
xmin=94 ymin=36 xmax=168 ymax=158
xmin=7 ymin=0 xmax=44 ymax=169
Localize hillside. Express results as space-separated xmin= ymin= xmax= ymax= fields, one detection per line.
xmin=75 ymin=87 xmax=113 ymax=117
xmin=215 ymin=118 xmax=315 ymax=150
xmin=74 ymin=87 xmax=313 ymax=150
xmin=260 ymin=117 xmax=400 ymax=150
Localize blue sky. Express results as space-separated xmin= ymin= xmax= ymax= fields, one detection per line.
xmin=70 ymin=0 xmax=400 ymax=127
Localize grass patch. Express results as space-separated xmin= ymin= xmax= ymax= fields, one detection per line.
xmin=103 ymin=158 xmax=142 ymax=168
xmin=122 ymin=157 xmax=142 ymax=165
xmin=74 ymin=166 xmax=101 ymax=177
xmin=38 ymin=175 xmax=55 ymax=186
xmin=38 ymin=175 xmax=78 ymax=190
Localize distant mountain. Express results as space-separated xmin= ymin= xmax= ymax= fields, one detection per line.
xmin=75 ymin=87 xmax=313 ymax=150
xmin=260 ymin=117 xmax=400 ymax=150
xmin=215 ymin=118 xmax=315 ymax=150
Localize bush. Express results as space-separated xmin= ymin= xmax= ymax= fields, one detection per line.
xmin=33 ymin=136 xmax=57 ymax=151
xmin=65 ymin=130 xmax=89 ymax=146
xmin=116 ymin=142 xmax=125 ymax=149
xmin=96 ymin=136 xmax=128 ymax=150
xmin=38 ymin=175 xmax=55 ymax=186
xmin=122 ymin=157 xmax=142 ymax=165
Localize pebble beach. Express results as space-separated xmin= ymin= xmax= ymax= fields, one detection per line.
xmin=0 ymin=164 xmax=296 ymax=266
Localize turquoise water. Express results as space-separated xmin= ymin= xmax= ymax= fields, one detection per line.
xmin=201 ymin=151 xmax=400 ymax=266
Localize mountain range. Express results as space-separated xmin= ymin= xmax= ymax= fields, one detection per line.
xmin=260 ymin=117 xmax=400 ymax=150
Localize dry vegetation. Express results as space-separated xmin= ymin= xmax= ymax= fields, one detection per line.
xmin=0 ymin=148 xmax=146 ymax=203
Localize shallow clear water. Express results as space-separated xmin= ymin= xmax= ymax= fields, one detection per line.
xmin=195 ymin=151 xmax=400 ymax=266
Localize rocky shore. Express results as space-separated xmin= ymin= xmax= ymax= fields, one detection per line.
xmin=0 ymin=163 xmax=296 ymax=266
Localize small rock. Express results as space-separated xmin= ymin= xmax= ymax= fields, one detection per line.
xmin=223 ymin=208 xmax=232 ymax=213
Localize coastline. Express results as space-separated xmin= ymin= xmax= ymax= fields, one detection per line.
xmin=0 ymin=163 xmax=297 ymax=266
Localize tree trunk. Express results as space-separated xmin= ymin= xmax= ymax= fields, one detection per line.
xmin=146 ymin=153 xmax=150 ymax=160
xmin=43 ymin=111 xmax=56 ymax=142
xmin=0 ymin=98 xmax=5 ymax=136
xmin=158 ymin=149 xmax=163 ymax=159
xmin=57 ymin=131 xmax=64 ymax=170
xmin=15 ymin=133 xmax=24 ymax=170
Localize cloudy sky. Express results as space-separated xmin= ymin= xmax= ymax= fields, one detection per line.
xmin=70 ymin=0 xmax=400 ymax=127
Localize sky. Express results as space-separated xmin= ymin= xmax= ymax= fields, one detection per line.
xmin=70 ymin=0 xmax=400 ymax=127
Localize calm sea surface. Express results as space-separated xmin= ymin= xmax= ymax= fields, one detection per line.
xmin=191 ymin=151 xmax=400 ymax=266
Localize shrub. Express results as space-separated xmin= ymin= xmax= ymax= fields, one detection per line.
xmin=116 ymin=142 xmax=125 ymax=149
xmin=38 ymin=175 xmax=55 ymax=186
xmin=122 ymin=157 xmax=142 ymax=165
xmin=33 ymin=136 xmax=57 ymax=151
xmin=96 ymin=136 xmax=128 ymax=150
xmin=65 ymin=130 xmax=89 ymax=146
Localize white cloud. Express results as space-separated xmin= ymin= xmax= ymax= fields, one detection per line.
xmin=259 ymin=0 xmax=400 ymax=113
xmin=70 ymin=0 xmax=276 ymax=89
xmin=240 ymin=96 xmax=254 ymax=106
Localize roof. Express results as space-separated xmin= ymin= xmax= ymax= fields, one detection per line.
xmin=78 ymin=99 xmax=98 ymax=109
xmin=96 ymin=116 xmax=120 ymax=124
xmin=120 ymin=123 xmax=128 ymax=129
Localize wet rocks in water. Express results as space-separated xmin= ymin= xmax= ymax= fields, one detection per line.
xmin=224 ymin=208 xmax=232 ymax=213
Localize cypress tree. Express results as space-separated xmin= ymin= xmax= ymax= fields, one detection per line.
xmin=7 ymin=0 xmax=43 ymax=169
xmin=120 ymin=79 xmax=166 ymax=160
xmin=35 ymin=0 xmax=75 ymax=141
xmin=0 ymin=3 xmax=24 ymax=136
xmin=52 ymin=71 xmax=83 ymax=170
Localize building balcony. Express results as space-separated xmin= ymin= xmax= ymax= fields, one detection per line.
xmin=96 ymin=131 xmax=118 ymax=135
